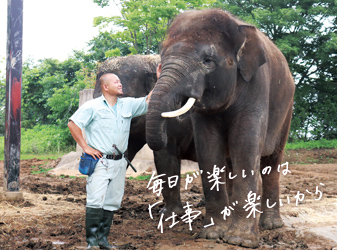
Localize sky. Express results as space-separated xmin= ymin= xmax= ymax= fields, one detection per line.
xmin=0 ymin=0 xmax=121 ymax=73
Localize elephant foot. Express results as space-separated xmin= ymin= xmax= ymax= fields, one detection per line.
xmin=159 ymin=204 xmax=184 ymax=215
xmin=197 ymin=224 xmax=227 ymax=240
xmin=225 ymin=233 xmax=259 ymax=248
xmin=223 ymin=221 xmax=259 ymax=248
xmin=259 ymin=211 xmax=283 ymax=230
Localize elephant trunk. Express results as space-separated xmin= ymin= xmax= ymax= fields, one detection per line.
xmin=146 ymin=78 xmax=174 ymax=151
xmin=146 ymin=86 xmax=167 ymax=151
xmin=146 ymin=57 xmax=203 ymax=151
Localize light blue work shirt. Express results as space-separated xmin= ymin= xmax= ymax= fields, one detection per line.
xmin=70 ymin=94 xmax=148 ymax=154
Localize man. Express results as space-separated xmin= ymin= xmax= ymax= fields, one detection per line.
xmin=68 ymin=68 xmax=158 ymax=249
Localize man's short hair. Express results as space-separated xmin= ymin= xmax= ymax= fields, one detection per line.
xmin=99 ymin=73 xmax=117 ymax=88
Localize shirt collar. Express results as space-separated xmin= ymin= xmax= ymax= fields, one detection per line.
xmin=100 ymin=94 xmax=123 ymax=107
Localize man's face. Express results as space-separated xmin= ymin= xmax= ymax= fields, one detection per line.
xmin=105 ymin=74 xmax=123 ymax=96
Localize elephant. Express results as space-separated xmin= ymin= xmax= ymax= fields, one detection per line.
xmin=146 ymin=9 xmax=295 ymax=248
xmin=94 ymin=54 xmax=197 ymax=213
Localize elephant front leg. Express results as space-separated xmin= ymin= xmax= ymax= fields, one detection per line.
xmin=259 ymin=155 xmax=284 ymax=230
xmin=223 ymin=166 xmax=261 ymax=248
xmin=222 ymin=121 xmax=266 ymax=248
xmin=153 ymin=149 xmax=184 ymax=214
xmin=191 ymin=116 xmax=229 ymax=240
xmin=198 ymin=170 xmax=229 ymax=239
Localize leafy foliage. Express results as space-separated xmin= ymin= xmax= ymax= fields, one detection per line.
xmin=20 ymin=125 xmax=74 ymax=154
xmin=93 ymin=0 xmax=110 ymax=7
xmin=47 ymin=68 xmax=95 ymax=126
xmin=92 ymin=0 xmax=216 ymax=54
xmin=74 ymin=31 xmax=131 ymax=69
xmin=20 ymin=58 xmax=95 ymax=130
xmin=0 ymin=57 xmax=97 ymax=147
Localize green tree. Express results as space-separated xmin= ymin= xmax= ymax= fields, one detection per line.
xmin=22 ymin=59 xmax=49 ymax=128
xmin=93 ymin=0 xmax=216 ymax=54
xmin=74 ymin=31 xmax=131 ymax=70
xmin=216 ymin=0 xmax=337 ymax=140
xmin=21 ymin=58 xmax=87 ymax=129
xmin=47 ymin=67 xmax=95 ymax=126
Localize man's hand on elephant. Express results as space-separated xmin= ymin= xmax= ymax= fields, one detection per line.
xmin=84 ymin=146 xmax=102 ymax=160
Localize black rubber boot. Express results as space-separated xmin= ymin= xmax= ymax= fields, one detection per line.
xmin=97 ymin=209 xmax=116 ymax=249
xmin=85 ymin=207 xmax=102 ymax=249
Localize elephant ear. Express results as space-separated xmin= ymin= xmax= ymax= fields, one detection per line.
xmin=236 ymin=25 xmax=266 ymax=82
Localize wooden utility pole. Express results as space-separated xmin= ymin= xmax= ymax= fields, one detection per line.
xmin=1 ymin=0 xmax=24 ymax=201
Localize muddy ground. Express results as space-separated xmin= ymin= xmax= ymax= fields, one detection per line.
xmin=1 ymin=148 xmax=337 ymax=249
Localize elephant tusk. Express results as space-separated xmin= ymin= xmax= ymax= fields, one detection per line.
xmin=161 ymin=98 xmax=196 ymax=118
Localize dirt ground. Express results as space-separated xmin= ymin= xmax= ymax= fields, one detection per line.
xmin=1 ymin=148 xmax=337 ymax=249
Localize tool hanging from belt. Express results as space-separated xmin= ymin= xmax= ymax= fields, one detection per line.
xmin=113 ymin=144 xmax=137 ymax=173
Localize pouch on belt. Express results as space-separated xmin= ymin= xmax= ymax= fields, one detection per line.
xmin=78 ymin=153 xmax=99 ymax=175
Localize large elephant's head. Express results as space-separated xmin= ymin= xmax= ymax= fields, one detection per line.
xmin=146 ymin=9 xmax=266 ymax=151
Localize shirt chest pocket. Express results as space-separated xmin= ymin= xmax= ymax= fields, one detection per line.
xmin=120 ymin=112 xmax=132 ymax=132
xmin=98 ymin=111 xmax=114 ymax=128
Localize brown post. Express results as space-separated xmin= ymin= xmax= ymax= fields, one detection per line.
xmin=1 ymin=0 xmax=24 ymax=201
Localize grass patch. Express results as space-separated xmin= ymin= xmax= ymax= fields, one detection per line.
xmin=181 ymin=172 xmax=195 ymax=178
xmin=0 ymin=151 xmax=69 ymax=161
xmin=59 ymin=174 xmax=85 ymax=179
xmin=31 ymin=165 xmax=53 ymax=175
xmin=21 ymin=152 xmax=66 ymax=160
xmin=128 ymin=174 xmax=152 ymax=181
xmin=286 ymin=139 xmax=337 ymax=150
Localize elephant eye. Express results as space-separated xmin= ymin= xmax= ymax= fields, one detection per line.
xmin=202 ymin=57 xmax=216 ymax=71
xmin=203 ymin=57 xmax=213 ymax=65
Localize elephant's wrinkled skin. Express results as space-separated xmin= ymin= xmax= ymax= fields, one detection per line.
xmin=146 ymin=9 xmax=295 ymax=248
xmin=94 ymin=55 xmax=197 ymax=213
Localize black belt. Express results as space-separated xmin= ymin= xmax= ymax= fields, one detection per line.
xmin=105 ymin=154 xmax=123 ymax=160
